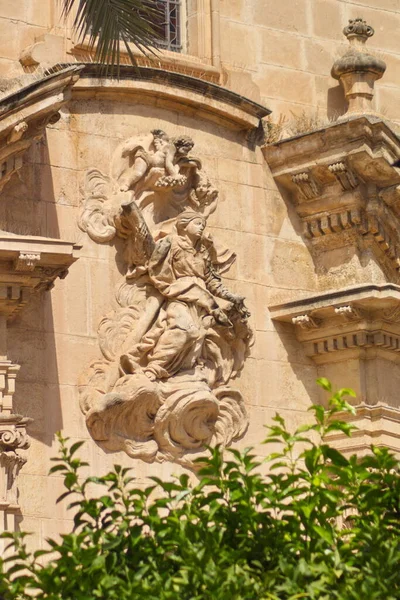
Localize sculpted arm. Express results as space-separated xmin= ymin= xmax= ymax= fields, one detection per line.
xmin=164 ymin=143 xmax=180 ymax=177
xmin=205 ymin=260 xmax=249 ymax=318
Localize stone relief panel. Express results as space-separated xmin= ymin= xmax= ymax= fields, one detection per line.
xmin=79 ymin=130 xmax=253 ymax=468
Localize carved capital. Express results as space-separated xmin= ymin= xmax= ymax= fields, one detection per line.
xmin=291 ymin=172 xmax=319 ymax=200
xmin=328 ymin=162 xmax=358 ymax=191
xmin=15 ymin=252 xmax=41 ymax=272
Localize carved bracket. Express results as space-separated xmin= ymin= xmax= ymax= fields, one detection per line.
xmin=263 ymin=116 xmax=400 ymax=281
xmin=270 ymin=283 xmax=400 ymax=364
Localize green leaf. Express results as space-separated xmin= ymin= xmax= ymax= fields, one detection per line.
xmin=61 ymin=0 xmax=164 ymax=75
xmin=317 ymin=378 xmax=332 ymax=392
xmin=312 ymin=524 xmax=334 ymax=545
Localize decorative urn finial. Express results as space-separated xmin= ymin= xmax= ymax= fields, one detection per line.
xmin=331 ymin=18 xmax=386 ymax=116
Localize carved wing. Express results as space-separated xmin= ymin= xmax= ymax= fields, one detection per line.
xmin=121 ymin=199 xmax=156 ymax=269
xmin=79 ymin=168 xmax=117 ymax=243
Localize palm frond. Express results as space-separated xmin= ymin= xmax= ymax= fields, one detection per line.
xmin=61 ymin=0 xmax=163 ymax=75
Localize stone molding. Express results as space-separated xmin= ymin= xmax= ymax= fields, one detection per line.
xmin=0 ymin=235 xmax=79 ymax=319
xmin=270 ymin=283 xmax=400 ymax=454
xmin=0 ymin=65 xmax=82 ymax=193
xmin=326 ymin=403 xmax=400 ymax=456
xmin=263 ymin=116 xmax=400 ymax=281
xmin=67 ymin=64 xmax=270 ymax=131
xmin=0 ymin=236 xmax=79 ymax=514
xmin=0 ymin=65 xmax=82 ymax=521
xmin=0 ymin=376 xmax=31 ymax=512
xmin=270 ymin=283 xmax=400 ymax=363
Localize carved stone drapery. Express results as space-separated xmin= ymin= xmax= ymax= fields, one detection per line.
xmin=79 ymin=130 xmax=252 ymax=467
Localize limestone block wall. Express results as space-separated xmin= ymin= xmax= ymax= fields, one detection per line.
xmin=0 ymin=0 xmax=399 ymax=550
xmin=1 ymin=1 xmax=400 ymax=123
xmin=219 ymin=0 xmax=400 ymax=125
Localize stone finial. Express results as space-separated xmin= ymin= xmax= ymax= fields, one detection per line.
xmin=343 ymin=18 xmax=374 ymax=43
xmin=331 ymin=18 xmax=386 ymax=117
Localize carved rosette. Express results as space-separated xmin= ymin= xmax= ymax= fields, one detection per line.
xmin=79 ymin=130 xmax=252 ymax=467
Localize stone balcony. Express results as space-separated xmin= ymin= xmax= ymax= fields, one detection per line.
xmin=263 ymin=116 xmax=400 ymax=285
xmin=270 ymin=283 xmax=400 ymax=454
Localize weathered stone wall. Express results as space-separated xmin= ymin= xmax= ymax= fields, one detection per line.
xmin=219 ymin=0 xmax=400 ymax=125
xmin=1 ymin=92 xmax=316 ymax=548
xmin=1 ymin=1 xmax=400 ymax=122
xmin=0 ymin=0 xmax=399 ymax=550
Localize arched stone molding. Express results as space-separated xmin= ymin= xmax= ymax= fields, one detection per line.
xmin=69 ymin=64 xmax=270 ymax=132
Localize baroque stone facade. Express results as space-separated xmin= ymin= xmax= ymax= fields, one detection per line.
xmin=0 ymin=1 xmax=399 ymax=551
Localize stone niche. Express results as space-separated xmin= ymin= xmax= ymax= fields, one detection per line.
xmin=270 ymin=284 xmax=400 ymax=454
xmin=263 ymin=116 xmax=400 ymax=288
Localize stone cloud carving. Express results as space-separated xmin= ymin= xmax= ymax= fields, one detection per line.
xmin=79 ymin=130 xmax=252 ymax=467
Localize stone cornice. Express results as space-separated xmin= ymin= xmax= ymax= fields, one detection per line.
xmin=66 ymin=63 xmax=270 ymax=131
xmin=263 ymin=116 xmax=400 ymax=281
xmin=0 ymin=234 xmax=80 ymax=319
xmin=0 ymin=65 xmax=83 ymax=193
xmin=270 ymin=283 xmax=400 ymax=363
xmin=326 ymin=403 xmax=400 ymax=456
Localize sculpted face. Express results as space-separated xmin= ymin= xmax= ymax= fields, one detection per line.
xmin=186 ymin=217 xmax=205 ymax=240
xmin=153 ymin=136 xmax=169 ymax=151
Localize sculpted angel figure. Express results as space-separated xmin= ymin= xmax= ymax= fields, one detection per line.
xmin=119 ymin=205 xmax=249 ymax=383
xmin=79 ymin=200 xmax=252 ymax=465
xmin=117 ymin=129 xmax=190 ymax=193
xmin=79 ymin=130 xmax=251 ymax=466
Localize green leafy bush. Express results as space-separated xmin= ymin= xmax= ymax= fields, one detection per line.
xmin=1 ymin=380 xmax=399 ymax=599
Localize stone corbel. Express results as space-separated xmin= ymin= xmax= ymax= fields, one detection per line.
xmin=270 ymin=283 xmax=400 ymax=454
xmin=263 ymin=116 xmax=400 ymax=282
xmin=291 ymin=172 xmax=320 ymax=201
xmin=328 ymin=162 xmax=359 ymax=191
xmin=0 ymin=64 xmax=82 ymax=193
xmin=291 ymin=314 xmax=320 ymax=329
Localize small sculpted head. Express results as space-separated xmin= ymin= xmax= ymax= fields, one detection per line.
xmin=173 ymin=135 xmax=195 ymax=157
xmin=176 ymin=211 xmax=206 ymax=241
xmin=151 ymin=129 xmax=170 ymax=151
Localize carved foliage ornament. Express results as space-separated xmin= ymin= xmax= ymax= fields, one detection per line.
xmin=79 ymin=130 xmax=252 ymax=467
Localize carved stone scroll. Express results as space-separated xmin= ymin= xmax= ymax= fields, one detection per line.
xmin=79 ymin=130 xmax=252 ymax=468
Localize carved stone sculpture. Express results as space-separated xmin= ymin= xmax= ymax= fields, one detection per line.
xmin=79 ymin=131 xmax=252 ymax=467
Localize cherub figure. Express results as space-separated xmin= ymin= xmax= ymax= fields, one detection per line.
xmin=79 ymin=129 xmax=218 ymax=243
xmin=117 ymin=129 xmax=194 ymax=194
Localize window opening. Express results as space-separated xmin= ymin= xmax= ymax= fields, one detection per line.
xmin=154 ymin=0 xmax=182 ymax=52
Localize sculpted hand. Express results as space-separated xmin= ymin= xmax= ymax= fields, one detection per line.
xmin=228 ymin=294 xmax=250 ymax=319
xmin=212 ymin=308 xmax=232 ymax=327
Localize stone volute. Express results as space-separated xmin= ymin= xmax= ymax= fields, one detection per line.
xmin=331 ymin=18 xmax=386 ymax=116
